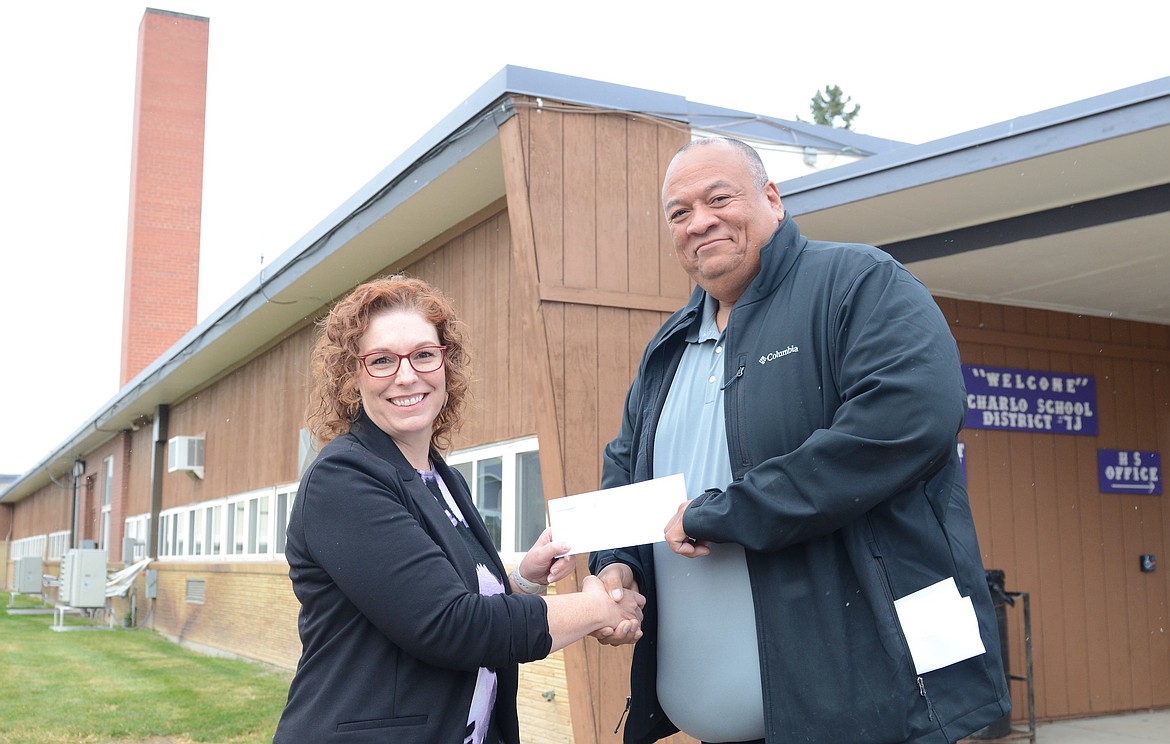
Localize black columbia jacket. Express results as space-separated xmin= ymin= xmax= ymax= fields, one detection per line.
xmin=591 ymin=216 xmax=1010 ymax=743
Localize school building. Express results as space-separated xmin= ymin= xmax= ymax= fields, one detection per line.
xmin=2 ymin=9 xmax=1167 ymax=743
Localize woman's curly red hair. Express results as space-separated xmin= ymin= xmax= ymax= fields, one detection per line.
xmin=306 ymin=275 xmax=470 ymax=451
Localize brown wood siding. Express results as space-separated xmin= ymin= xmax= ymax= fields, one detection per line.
xmin=163 ymin=328 xmax=315 ymax=507
xmin=500 ymin=99 xmax=694 ymax=743
xmin=10 ymin=481 xmax=71 ymax=540
xmin=10 ymin=436 xmax=125 ymax=553
xmin=125 ymin=425 xmax=154 ymax=519
xmin=401 ymin=210 xmax=537 ymax=448
xmin=938 ymin=297 xmax=1170 ymax=722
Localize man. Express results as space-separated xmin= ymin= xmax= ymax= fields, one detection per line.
xmin=589 ymin=138 xmax=1010 ymax=744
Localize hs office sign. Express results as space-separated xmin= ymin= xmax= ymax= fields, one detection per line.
xmin=1098 ymin=450 xmax=1161 ymax=495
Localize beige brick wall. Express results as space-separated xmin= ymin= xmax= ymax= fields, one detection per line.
xmin=131 ymin=560 xmax=576 ymax=740
xmin=139 ymin=561 xmax=301 ymax=669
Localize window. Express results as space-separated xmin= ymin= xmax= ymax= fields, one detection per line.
xmin=477 ymin=457 xmax=503 ymax=550
xmin=515 ymin=450 xmax=545 ymax=551
xmin=12 ymin=535 xmax=48 ymax=561
xmin=208 ymin=504 xmax=222 ymax=555
xmin=100 ymin=456 xmax=113 ymax=550
xmin=148 ymin=482 xmax=297 ymax=563
xmin=159 ymin=513 xmax=173 ymax=557
xmin=124 ymin=515 xmax=149 ymax=561
xmin=48 ymin=531 xmax=70 ymax=560
xmin=448 ymin=437 xmax=546 ymax=560
xmin=190 ymin=507 xmax=206 ymax=556
xmin=229 ymin=499 xmax=246 ymax=555
xmin=274 ymin=485 xmax=296 ymax=554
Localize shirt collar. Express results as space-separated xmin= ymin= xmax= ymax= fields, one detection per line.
xmin=686 ymin=293 xmax=724 ymax=344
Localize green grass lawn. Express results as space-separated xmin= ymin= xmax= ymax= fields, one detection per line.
xmin=0 ymin=595 xmax=293 ymax=744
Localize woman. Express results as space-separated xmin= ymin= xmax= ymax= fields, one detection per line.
xmin=274 ymin=275 xmax=643 ymax=744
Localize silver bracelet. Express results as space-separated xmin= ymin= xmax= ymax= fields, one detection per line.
xmin=509 ymin=568 xmax=547 ymax=595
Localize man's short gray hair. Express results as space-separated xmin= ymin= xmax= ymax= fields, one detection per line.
xmin=675 ymin=137 xmax=770 ymax=189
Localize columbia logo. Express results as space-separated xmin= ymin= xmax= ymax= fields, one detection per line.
xmin=759 ymin=346 xmax=799 ymax=364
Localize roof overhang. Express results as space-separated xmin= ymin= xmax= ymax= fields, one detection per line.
xmin=779 ymin=77 xmax=1170 ymax=324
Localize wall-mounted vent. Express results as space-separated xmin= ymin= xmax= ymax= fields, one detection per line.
xmin=185 ymin=578 xmax=206 ymax=605
xmin=168 ymin=436 xmax=205 ymax=479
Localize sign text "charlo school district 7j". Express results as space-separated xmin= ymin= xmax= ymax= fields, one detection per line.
xmin=961 ymin=365 xmax=1097 ymax=436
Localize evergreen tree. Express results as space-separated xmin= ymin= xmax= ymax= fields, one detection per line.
xmin=809 ymin=85 xmax=860 ymax=130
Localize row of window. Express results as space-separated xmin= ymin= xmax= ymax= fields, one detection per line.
xmin=10 ymin=531 xmax=71 ymax=561
xmin=152 ymin=484 xmax=297 ymax=560
xmin=11 ymin=438 xmax=546 ymax=564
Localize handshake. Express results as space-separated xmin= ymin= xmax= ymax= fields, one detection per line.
xmin=516 ymin=529 xmax=645 ymax=647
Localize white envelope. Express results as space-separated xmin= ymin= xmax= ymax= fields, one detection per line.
xmin=893 ymin=577 xmax=987 ymax=674
xmin=547 ymin=473 xmax=687 ymax=555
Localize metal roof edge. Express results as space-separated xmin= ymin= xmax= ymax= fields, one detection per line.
xmin=778 ymin=76 xmax=1170 ymax=210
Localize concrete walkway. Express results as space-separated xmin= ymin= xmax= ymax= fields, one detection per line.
xmin=1034 ymin=709 xmax=1170 ymax=742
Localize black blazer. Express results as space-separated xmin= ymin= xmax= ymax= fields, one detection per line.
xmin=274 ymin=411 xmax=552 ymax=743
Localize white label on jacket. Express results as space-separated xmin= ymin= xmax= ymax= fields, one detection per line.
xmin=894 ymin=577 xmax=986 ymax=674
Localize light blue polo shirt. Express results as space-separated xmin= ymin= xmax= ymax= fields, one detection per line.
xmin=652 ymin=294 xmax=765 ymax=742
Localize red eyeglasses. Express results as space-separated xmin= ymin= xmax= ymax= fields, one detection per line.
xmin=358 ymin=346 xmax=447 ymax=378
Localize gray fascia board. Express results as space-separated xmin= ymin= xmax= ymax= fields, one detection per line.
xmin=493 ymin=65 xmax=905 ymax=156
xmin=779 ymin=76 xmax=1170 ymax=214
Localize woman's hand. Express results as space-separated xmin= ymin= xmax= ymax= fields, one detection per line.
xmin=516 ymin=527 xmax=573 ymax=587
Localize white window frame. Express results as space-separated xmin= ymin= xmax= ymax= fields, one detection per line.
xmin=49 ymin=530 xmax=70 ymax=560
xmin=12 ymin=535 xmax=48 ymax=560
xmin=148 ymin=481 xmax=298 ymax=563
xmin=100 ymin=456 xmax=114 ymax=550
xmin=124 ymin=515 xmax=149 ymax=561
xmin=274 ymin=483 xmax=297 ymax=555
xmin=447 ymin=437 xmax=545 ymax=564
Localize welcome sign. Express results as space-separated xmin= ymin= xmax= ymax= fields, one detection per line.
xmin=962 ymin=365 xmax=1097 ymax=436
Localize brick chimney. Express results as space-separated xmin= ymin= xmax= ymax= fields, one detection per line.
xmin=120 ymin=9 xmax=209 ymax=386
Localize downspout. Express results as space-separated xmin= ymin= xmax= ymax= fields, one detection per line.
xmin=70 ymin=460 xmax=86 ymax=549
xmin=148 ymin=404 xmax=168 ymax=559
xmin=2 ymin=504 xmax=12 ymax=589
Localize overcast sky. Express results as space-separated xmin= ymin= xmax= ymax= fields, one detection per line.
xmin=1 ymin=0 xmax=1166 ymax=476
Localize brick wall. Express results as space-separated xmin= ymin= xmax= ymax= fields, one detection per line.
xmin=133 ymin=560 xmax=576 ymax=740
xmin=120 ymin=10 xmax=208 ymax=386
xmin=141 ymin=561 xmax=301 ymax=669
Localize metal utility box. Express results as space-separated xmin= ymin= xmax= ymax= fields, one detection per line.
xmin=58 ymin=549 xmax=107 ymax=608
xmin=15 ymin=555 xmax=43 ymax=594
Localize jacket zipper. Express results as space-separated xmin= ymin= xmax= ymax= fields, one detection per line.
xmin=724 ymin=353 xmax=751 ymax=475
xmin=613 ymin=695 xmax=631 ymax=734
xmin=869 ymin=515 xmax=944 ymax=732
xmin=917 ymin=676 xmax=937 ymax=722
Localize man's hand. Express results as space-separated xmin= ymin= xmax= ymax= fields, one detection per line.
xmin=664 ymin=500 xmax=710 ymax=558
xmin=591 ymin=563 xmax=643 ymax=646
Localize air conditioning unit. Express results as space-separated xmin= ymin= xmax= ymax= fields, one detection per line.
xmin=15 ymin=555 xmax=43 ymax=594
xmin=58 ymin=548 xmax=107 ymax=608
xmin=168 ymin=435 xmax=205 ymax=479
